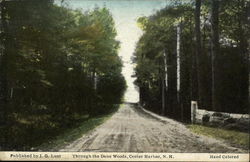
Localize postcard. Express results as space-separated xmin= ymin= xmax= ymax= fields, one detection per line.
xmin=0 ymin=0 xmax=249 ymax=161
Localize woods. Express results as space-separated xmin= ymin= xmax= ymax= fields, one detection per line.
xmin=134 ymin=0 xmax=249 ymax=122
xmin=0 ymin=0 xmax=125 ymax=150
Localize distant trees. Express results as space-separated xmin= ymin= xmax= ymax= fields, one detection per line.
xmin=0 ymin=0 xmax=125 ymax=150
xmin=134 ymin=0 xmax=249 ymax=122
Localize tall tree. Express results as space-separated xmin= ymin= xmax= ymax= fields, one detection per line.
xmin=237 ymin=0 xmax=249 ymax=112
xmin=211 ymin=0 xmax=220 ymax=111
xmin=0 ymin=0 xmax=8 ymax=149
xmin=176 ymin=23 xmax=181 ymax=103
xmin=161 ymin=49 xmax=168 ymax=115
xmin=194 ymin=0 xmax=203 ymax=109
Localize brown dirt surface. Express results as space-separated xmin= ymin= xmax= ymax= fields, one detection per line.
xmin=59 ymin=103 xmax=247 ymax=153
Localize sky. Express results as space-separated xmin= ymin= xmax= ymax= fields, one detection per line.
xmin=58 ymin=0 xmax=170 ymax=103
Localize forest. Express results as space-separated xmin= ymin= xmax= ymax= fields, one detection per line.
xmin=0 ymin=0 xmax=126 ymax=150
xmin=0 ymin=0 xmax=249 ymax=152
xmin=134 ymin=0 xmax=249 ymax=122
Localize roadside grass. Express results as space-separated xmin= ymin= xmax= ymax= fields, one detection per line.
xmin=187 ymin=124 xmax=249 ymax=150
xmin=37 ymin=105 xmax=120 ymax=151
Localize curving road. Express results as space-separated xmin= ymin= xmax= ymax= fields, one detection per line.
xmin=59 ymin=104 xmax=244 ymax=153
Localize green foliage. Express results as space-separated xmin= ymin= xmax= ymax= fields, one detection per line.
xmin=134 ymin=3 xmax=194 ymax=118
xmin=134 ymin=0 xmax=249 ymax=121
xmin=1 ymin=0 xmax=125 ymax=150
xmin=38 ymin=106 xmax=119 ymax=151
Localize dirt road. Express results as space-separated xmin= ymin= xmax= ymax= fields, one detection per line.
xmin=59 ymin=104 xmax=244 ymax=152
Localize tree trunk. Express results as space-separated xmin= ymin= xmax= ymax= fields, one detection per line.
xmin=0 ymin=0 xmax=8 ymax=149
xmin=177 ymin=23 xmax=184 ymax=120
xmin=161 ymin=49 xmax=168 ymax=115
xmin=211 ymin=0 xmax=220 ymax=111
xmin=163 ymin=49 xmax=168 ymax=89
xmin=195 ymin=0 xmax=203 ymax=109
xmin=161 ymin=77 xmax=165 ymax=115
xmin=238 ymin=0 xmax=249 ymax=112
xmin=176 ymin=23 xmax=181 ymax=103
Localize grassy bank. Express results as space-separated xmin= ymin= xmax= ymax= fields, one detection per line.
xmin=188 ymin=124 xmax=249 ymax=150
xmin=36 ymin=105 xmax=121 ymax=151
